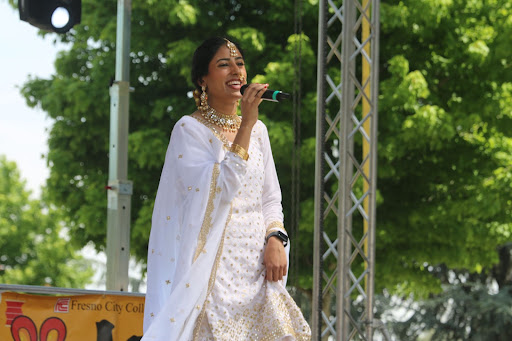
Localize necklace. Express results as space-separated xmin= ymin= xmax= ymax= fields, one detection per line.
xmin=192 ymin=115 xmax=231 ymax=150
xmin=199 ymin=104 xmax=241 ymax=133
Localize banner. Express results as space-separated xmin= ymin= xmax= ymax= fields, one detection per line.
xmin=0 ymin=291 xmax=144 ymax=341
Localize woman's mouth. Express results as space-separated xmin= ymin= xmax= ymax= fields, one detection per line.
xmin=226 ymin=80 xmax=242 ymax=89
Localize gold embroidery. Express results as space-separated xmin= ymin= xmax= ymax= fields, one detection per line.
xmin=206 ymin=292 xmax=311 ymax=340
xmin=166 ymin=216 xmax=171 ymax=220
xmin=193 ymin=163 xmax=221 ymax=262
xmin=266 ymin=221 xmax=287 ymax=234
xmin=170 ymin=318 xmax=175 ymax=323
xmin=191 ymin=115 xmax=231 ymax=150
xmin=178 ymin=154 xmax=183 ymax=158
xmin=193 ymin=205 xmax=232 ymax=340
xmin=165 ymin=280 xmax=171 ymax=285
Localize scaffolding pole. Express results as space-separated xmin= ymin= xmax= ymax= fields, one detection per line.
xmin=313 ymin=0 xmax=381 ymax=340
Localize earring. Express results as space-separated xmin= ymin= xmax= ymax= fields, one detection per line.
xmin=200 ymin=85 xmax=208 ymax=109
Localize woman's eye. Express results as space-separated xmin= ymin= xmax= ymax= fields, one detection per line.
xmin=237 ymin=62 xmax=245 ymax=66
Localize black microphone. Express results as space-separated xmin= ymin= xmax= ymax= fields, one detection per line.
xmin=240 ymin=84 xmax=291 ymax=102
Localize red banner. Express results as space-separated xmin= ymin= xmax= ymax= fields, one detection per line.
xmin=1 ymin=291 xmax=144 ymax=341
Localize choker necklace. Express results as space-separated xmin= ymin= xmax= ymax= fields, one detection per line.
xmin=199 ymin=104 xmax=241 ymax=133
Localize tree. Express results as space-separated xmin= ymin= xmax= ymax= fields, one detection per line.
xmin=0 ymin=155 xmax=93 ymax=287
xmin=14 ymin=0 xmax=512 ymax=301
xmin=378 ymin=244 xmax=512 ymax=340
xmin=15 ymin=0 xmax=320 ymax=288
xmin=374 ymin=0 xmax=512 ymax=295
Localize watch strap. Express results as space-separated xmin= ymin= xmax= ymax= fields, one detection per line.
xmin=266 ymin=231 xmax=288 ymax=247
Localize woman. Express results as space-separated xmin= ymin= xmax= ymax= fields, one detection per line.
xmin=142 ymin=37 xmax=311 ymax=341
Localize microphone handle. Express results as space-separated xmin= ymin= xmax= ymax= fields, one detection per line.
xmin=240 ymin=84 xmax=291 ymax=102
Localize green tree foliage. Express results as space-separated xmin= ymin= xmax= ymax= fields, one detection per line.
xmin=16 ymin=0 xmax=320 ymax=286
xmin=14 ymin=0 xmax=512 ymax=300
xmin=378 ymin=284 xmax=512 ymax=340
xmin=379 ymin=244 xmax=512 ymax=340
xmin=0 ymin=156 xmax=92 ymax=287
xmin=376 ymin=0 xmax=512 ymax=295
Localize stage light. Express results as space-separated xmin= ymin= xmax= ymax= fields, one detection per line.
xmin=51 ymin=7 xmax=70 ymax=29
xmin=19 ymin=0 xmax=81 ymax=33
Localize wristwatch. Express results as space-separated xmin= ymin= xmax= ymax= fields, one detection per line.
xmin=266 ymin=231 xmax=288 ymax=247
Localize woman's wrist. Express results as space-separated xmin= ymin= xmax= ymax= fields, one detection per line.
xmin=265 ymin=230 xmax=288 ymax=247
xmin=230 ymin=143 xmax=249 ymax=161
xmin=239 ymin=119 xmax=256 ymax=129
xmin=232 ymin=124 xmax=253 ymax=152
xmin=267 ymin=236 xmax=286 ymax=248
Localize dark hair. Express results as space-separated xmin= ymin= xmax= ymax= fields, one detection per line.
xmin=191 ymin=37 xmax=245 ymax=91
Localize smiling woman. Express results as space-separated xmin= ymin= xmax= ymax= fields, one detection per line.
xmin=142 ymin=37 xmax=311 ymax=341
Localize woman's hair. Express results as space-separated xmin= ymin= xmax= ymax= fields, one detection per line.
xmin=190 ymin=36 xmax=245 ymax=91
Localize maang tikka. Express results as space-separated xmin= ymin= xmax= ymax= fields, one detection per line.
xmin=225 ymin=39 xmax=238 ymax=57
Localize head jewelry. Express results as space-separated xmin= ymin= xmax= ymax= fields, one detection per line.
xmin=225 ymin=39 xmax=238 ymax=57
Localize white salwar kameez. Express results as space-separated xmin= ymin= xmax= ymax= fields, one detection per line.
xmin=142 ymin=115 xmax=311 ymax=341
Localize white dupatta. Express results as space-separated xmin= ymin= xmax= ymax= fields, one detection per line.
xmin=142 ymin=115 xmax=248 ymax=340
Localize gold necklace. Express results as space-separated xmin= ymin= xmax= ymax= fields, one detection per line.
xmin=199 ymin=104 xmax=241 ymax=133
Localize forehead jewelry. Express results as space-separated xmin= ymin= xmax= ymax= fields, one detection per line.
xmin=225 ymin=39 xmax=238 ymax=57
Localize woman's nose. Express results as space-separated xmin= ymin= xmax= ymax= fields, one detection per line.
xmin=230 ymin=61 xmax=240 ymax=73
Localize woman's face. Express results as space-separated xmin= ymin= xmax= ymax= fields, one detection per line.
xmin=201 ymin=44 xmax=247 ymax=104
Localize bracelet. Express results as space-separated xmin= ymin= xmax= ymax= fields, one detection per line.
xmin=266 ymin=228 xmax=282 ymax=236
xmin=266 ymin=221 xmax=285 ymax=233
xmin=230 ymin=143 xmax=249 ymax=161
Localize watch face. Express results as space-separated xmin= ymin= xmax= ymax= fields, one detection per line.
xmin=277 ymin=231 xmax=288 ymax=241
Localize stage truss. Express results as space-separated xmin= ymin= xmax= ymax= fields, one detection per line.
xmin=312 ymin=0 xmax=381 ymax=340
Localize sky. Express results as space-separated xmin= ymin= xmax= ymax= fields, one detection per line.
xmin=0 ymin=2 xmax=146 ymax=291
xmin=0 ymin=1 xmax=62 ymax=198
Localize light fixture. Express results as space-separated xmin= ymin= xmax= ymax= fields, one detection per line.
xmin=19 ymin=0 xmax=81 ymax=33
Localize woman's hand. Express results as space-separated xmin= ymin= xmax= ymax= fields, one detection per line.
xmin=239 ymin=83 xmax=268 ymax=127
xmin=263 ymin=236 xmax=287 ymax=282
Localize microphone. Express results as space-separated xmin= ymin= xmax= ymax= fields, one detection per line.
xmin=240 ymin=84 xmax=291 ymax=102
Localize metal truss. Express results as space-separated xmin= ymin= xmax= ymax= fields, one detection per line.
xmin=313 ymin=0 xmax=381 ymax=340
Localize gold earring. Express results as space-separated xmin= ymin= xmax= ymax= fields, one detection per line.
xmin=200 ymin=85 xmax=208 ymax=108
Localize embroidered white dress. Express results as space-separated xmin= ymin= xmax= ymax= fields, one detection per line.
xmin=142 ymin=115 xmax=311 ymax=341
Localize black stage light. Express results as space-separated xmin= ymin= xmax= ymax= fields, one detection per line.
xmin=19 ymin=0 xmax=81 ymax=33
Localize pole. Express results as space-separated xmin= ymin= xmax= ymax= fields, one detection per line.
xmin=312 ymin=0 xmax=327 ymax=338
xmin=106 ymin=0 xmax=132 ymax=291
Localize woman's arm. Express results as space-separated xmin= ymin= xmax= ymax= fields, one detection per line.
xmin=260 ymin=123 xmax=288 ymax=282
